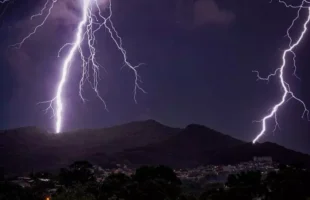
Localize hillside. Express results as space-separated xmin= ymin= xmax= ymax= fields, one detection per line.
xmin=116 ymin=126 xmax=310 ymax=168
xmin=115 ymin=124 xmax=245 ymax=167
xmin=0 ymin=120 xmax=179 ymax=175
xmin=205 ymin=142 xmax=310 ymax=166
xmin=1 ymin=120 xmax=310 ymax=175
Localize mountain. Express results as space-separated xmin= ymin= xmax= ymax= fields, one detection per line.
xmin=115 ymin=125 xmax=310 ymax=168
xmin=206 ymin=142 xmax=310 ymax=166
xmin=1 ymin=120 xmax=310 ymax=175
xmin=114 ymin=124 xmax=245 ymax=168
xmin=0 ymin=120 xmax=179 ymax=175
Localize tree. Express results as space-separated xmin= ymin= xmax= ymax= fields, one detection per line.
xmin=0 ymin=181 xmax=38 ymax=200
xmin=53 ymin=184 xmax=96 ymax=200
xmin=132 ymin=165 xmax=182 ymax=200
xmin=59 ymin=168 xmax=73 ymax=186
xmin=200 ymin=171 xmax=265 ymax=200
xmin=199 ymin=167 xmax=310 ymax=200
xmin=178 ymin=193 xmax=197 ymax=200
xmin=58 ymin=161 xmax=95 ymax=186
xmin=99 ymin=173 xmax=133 ymax=200
xmin=134 ymin=165 xmax=181 ymax=185
xmin=99 ymin=165 xmax=182 ymax=200
xmin=199 ymin=186 xmax=227 ymax=200
xmin=226 ymin=171 xmax=265 ymax=200
xmin=264 ymin=167 xmax=310 ymax=200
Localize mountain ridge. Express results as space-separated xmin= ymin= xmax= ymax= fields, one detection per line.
xmin=1 ymin=120 xmax=310 ymax=175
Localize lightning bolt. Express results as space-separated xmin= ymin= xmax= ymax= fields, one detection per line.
xmin=0 ymin=0 xmax=13 ymax=18
xmin=10 ymin=0 xmax=58 ymax=49
xmin=252 ymin=0 xmax=310 ymax=143
xmin=9 ymin=0 xmax=145 ymax=133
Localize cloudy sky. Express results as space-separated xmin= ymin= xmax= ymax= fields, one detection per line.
xmin=1 ymin=0 xmax=310 ymax=153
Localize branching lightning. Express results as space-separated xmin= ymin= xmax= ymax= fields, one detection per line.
xmin=0 ymin=0 xmax=13 ymax=20
xmin=10 ymin=0 xmax=58 ymax=49
xmin=252 ymin=0 xmax=310 ymax=143
xmin=8 ymin=0 xmax=145 ymax=133
xmin=4 ymin=0 xmax=310 ymax=138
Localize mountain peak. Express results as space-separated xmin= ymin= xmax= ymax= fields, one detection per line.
xmin=120 ymin=119 xmax=169 ymax=130
xmin=137 ymin=119 xmax=165 ymax=126
xmin=185 ymin=124 xmax=209 ymax=130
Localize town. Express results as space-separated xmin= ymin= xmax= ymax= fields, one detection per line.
xmin=4 ymin=156 xmax=276 ymax=193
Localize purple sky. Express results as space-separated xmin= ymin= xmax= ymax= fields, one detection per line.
xmin=0 ymin=0 xmax=310 ymax=154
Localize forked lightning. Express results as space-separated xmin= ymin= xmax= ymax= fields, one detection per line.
xmin=3 ymin=0 xmax=145 ymax=133
xmin=3 ymin=0 xmax=310 ymax=137
xmin=252 ymin=0 xmax=310 ymax=143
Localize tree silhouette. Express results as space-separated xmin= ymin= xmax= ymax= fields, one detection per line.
xmin=178 ymin=193 xmax=197 ymax=200
xmin=226 ymin=171 xmax=265 ymax=199
xmin=0 ymin=181 xmax=38 ymax=200
xmin=199 ymin=171 xmax=265 ymax=200
xmin=264 ymin=167 xmax=310 ymax=200
xmin=59 ymin=161 xmax=95 ymax=186
xmin=99 ymin=173 xmax=133 ymax=200
xmin=133 ymin=165 xmax=182 ymax=200
xmin=98 ymin=165 xmax=182 ymax=200
xmin=53 ymin=184 xmax=96 ymax=200
xmin=133 ymin=165 xmax=181 ymax=184
xmin=6 ymin=160 xmax=310 ymax=200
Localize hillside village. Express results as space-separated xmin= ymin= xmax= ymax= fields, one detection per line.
xmin=5 ymin=156 xmax=277 ymax=195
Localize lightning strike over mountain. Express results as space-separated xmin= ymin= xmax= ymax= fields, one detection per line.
xmin=8 ymin=0 xmax=145 ymax=133
xmin=252 ymin=0 xmax=310 ymax=144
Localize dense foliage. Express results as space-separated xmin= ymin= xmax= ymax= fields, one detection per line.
xmin=1 ymin=162 xmax=310 ymax=200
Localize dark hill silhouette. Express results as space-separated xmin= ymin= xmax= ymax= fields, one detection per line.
xmin=0 ymin=120 xmax=179 ymax=175
xmin=115 ymin=124 xmax=245 ymax=167
xmin=1 ymin=120 xmax=310 ymax=174
xmin=205 ymin=142 xmax=310 ymax=166
xmin=114 ymin=125 xmax=310 ymax=168
xmin=165 ymin=124 xmax=244 ymax=152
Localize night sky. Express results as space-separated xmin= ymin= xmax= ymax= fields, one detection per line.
xmin=0 ymin=0 xmax=310 ymax=154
